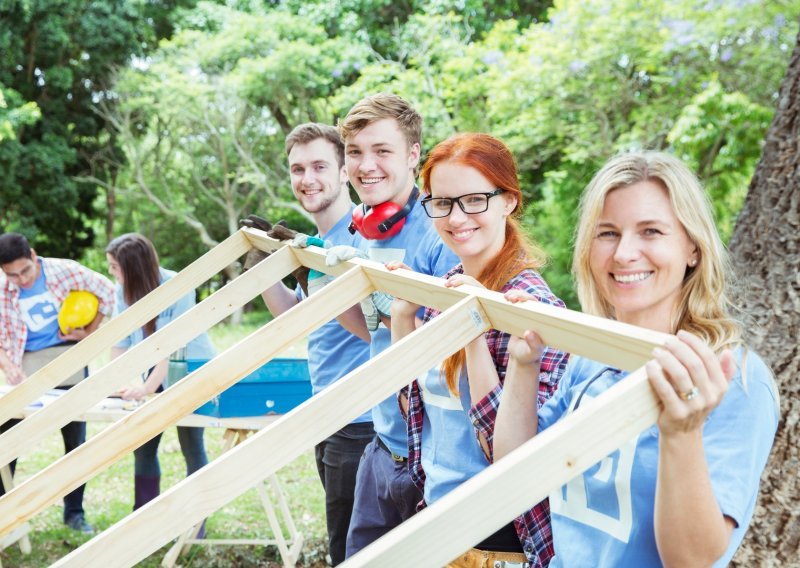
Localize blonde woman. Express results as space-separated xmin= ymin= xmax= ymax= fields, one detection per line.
xmin=495 ymin=151 xmax=778 ymax=567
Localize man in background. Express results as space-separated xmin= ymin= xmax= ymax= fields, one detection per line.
xmin=0 ymin=232 xmax=115 ymax=534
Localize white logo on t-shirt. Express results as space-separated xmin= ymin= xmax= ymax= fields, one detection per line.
xmin=19 ymin=291 xmax=59 ymax=332
xmin=419 ymin=367 xmax=463 ymax=411
xmin=549 ymin=392 xmax=638 ymax=542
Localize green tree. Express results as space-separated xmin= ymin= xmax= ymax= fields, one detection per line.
xmin=0 ymin=84 xmax=40 ymax=143
xmin=280 ymin=0 xmax=552 ymax=60
xmin=96 ymin=5 xmax=369 ymax=286
xmin=476 ymin=0 xmax=799 ymax=304
xmin=0 ymin=0 xmax=196 ymax=257
xmin=728 ymin=23 xmax=800 ymax=566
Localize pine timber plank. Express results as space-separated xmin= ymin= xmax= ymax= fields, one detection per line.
xmin=52 ymin=296 xmax=491 ymax=568
xmin=0 ymin=266 xmax=373 ymax=537
xmin=0 ymin=231 xmax=252 ymax=424
xmin=343 ymin=367 xmax=660 ymax=567
xmin=0 ymin=246 xmax=301 ymax=470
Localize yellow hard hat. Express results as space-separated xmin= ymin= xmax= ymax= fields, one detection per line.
xmin=58 ymin=291 xmax=99 ymax=334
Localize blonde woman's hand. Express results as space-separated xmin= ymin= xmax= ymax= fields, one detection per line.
xmin=509 ymin=330 xmax=545 ymax=365
xmin=647 ymin=330 xmax=736 ymax=436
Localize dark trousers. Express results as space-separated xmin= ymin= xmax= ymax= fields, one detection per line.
xmin=344 ymin=435 xmax=422 ymax=559
xmin=0 ymin=416 xmax=88 ymax=521
xmin=315 ymin=422 xmax=374 ymax=566
xmin=133 ymin=425 xmax=208 ymax=477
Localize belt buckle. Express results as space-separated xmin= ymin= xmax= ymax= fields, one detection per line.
xmin=390 ymin=451 xmax=405 ymax=463
xmin=493 ymin=562 xmax=529 ymax=568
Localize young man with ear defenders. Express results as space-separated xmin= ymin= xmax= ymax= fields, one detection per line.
xmin=332 ymin=93 xmax=460 ymax=558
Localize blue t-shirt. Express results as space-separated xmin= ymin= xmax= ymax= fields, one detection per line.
xmin=364 ymin=198 xmax=460 ymax=457
xmin=538 ymin=351 xmax=779 ymax=567
xmin=19 ymin=259 xmax=62 ymax=352
xmin=419 ymin=366 xmax=488 ymax=504
xmin=114 ymin=268 xmax=216 ymax=361
xmin=301 ymin=209 xmax=372 ymax=424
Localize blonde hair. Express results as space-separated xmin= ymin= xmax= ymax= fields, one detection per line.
xmin=573 ymin=151 xmax=742 ymax=352
xmin=338 ymin=92 xmax=422 ymax=149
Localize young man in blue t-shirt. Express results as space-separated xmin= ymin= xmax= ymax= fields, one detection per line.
xmin=0 ymin=232 xmax=115 ymax=534
xmin=335 ymin=94 xmax=459 ymax=558
xmin=253 ymin=123 xmax=373 ymax=566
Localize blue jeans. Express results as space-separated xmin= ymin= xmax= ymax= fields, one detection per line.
xmin=345 ymin=435 xmax=422 ymax=559
xmin=134 ymin=426 xmax=208 ymax=477
xmin=315 ymin=422 xmax=374 ymax=565
xmin=1 ymin=411 xmax=87 ymax=522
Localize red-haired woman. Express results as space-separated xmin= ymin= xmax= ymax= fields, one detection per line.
xmin=388 ymin=133 xmax=569 ymax=567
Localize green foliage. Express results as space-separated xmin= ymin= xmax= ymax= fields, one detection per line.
xmin=104 ymin=6 xmax=359 ymax=256
xmin=0 ymin=85 xmax=40 ymax=142
xmin=7 ymin=0 xmax=793 ymax=306
xmin=668 ymin=80 xmax=773 ymax=241
xmin=474 ymin=0 xmax=798 ymax=305
xmin=280 ymin=0 xmax=552 ymax=59
xmin=0 ymin=0 xmax=190 ymax=258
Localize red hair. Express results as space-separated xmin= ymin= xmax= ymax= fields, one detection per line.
xmin=420 ymin=133 xmax=546 ymax=394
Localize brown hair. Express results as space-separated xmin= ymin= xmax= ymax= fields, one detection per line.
xmin=284 ymin=123 xmax=345 ymax=168
xmin=106 ymin=233 xmax=161 ymax=337
xmin=421 ymin=133 xmax=547 ymax=394
xmin=338 ymin=93 xmax=422 ymax=149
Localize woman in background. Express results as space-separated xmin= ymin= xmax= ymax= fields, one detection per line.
xmin=106 ymin=233 xmax=216 ymax=512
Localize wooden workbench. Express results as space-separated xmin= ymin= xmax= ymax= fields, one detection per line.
xmin=0 ymin=386 xmax=303 ymax=568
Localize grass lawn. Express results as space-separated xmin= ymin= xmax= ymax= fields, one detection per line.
xmin=1 ymin=311 xmax=329 ymax=567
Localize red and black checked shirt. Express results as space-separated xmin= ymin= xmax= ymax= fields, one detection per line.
xmin=1 ymin=257 xmax=115 ymax=367
xmin=404 ymin=265 xmax=569 ymax=568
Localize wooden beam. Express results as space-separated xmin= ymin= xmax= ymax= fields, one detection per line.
xmin=0 ymin=231 xmax=252 ymax=424
xmin=176 ymin=232 xmax=667 ymax=369
xmin=244 ymin=236 xmax=670 ymax=371
xmin=0 ymin=266 xmax=374 ymax=536
xmin=51 ymin=296 xmax=490 ymax=568
xmin=0 ymin=247 xmax=302 ymax=470
xmin=361 ymin=264 xmax=669 ymax=371
xmin=343 ymin=367 xmax=661 ymax=567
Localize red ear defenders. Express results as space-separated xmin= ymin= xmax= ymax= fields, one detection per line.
xmin=349 ymin=186 xmax=419 ymax=240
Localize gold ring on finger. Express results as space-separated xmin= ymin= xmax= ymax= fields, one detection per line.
xmin=679 ymin=386 xmax=700 ymax=401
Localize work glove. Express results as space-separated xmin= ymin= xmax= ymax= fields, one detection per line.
xmin=239 ymin=214 xmax=275 ymax=270
xmin=325 ymin=245 xmax=366 ymax=266
xmin=324 ymin=246 xmax=394 ymax=331
xmin=239 ymin=215 xmax=313 ymax=294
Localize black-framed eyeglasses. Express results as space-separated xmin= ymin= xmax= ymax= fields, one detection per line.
xmin=421 ymin=189 xmax=505 ymax=218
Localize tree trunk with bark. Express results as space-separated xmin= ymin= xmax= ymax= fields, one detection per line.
xmin=729 ymin=26 xmax=800 ymax=567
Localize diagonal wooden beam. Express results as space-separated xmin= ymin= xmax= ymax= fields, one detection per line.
xmin=343 ymin=367 xmax=661 ymax=567
xmin=0 ymin=266 xmax=374 ymax=537
xmin=0 ymin=231 xmax=252 ymax=424
xmin=0 ymin=247 xmax=302 ymax=470
xmin=51 ymin=296 xmax=492 ymax=568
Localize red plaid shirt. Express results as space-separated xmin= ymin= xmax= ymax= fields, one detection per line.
xmin=404 ymin=265 xmax=569 ymax=567
xmin=0 ymin=257 xmax=115 ymax=367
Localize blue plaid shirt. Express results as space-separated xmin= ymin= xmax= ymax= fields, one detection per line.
xmin=404 ymin=265 xmax=569 ymax=567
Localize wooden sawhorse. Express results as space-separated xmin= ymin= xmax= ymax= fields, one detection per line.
xmin=0 ymin=463 xmax=32 ymax=567
xmin=161 ymin=428 xmax=304 ymax=568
